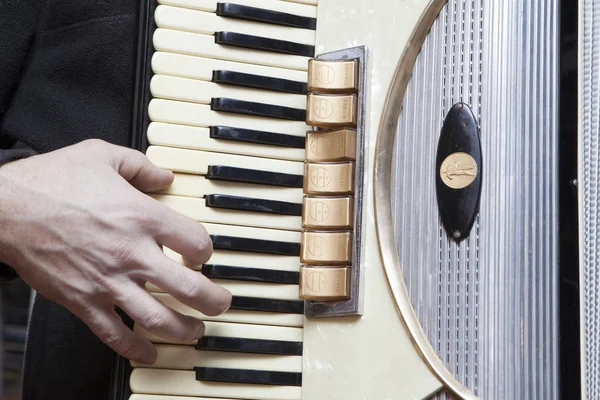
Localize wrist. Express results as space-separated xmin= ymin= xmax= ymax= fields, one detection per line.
xmin=0 ymin=159 xmax=27 ymax=274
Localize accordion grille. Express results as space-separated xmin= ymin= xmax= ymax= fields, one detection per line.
xmin=392 ymin=0 xmax=560 ymax=398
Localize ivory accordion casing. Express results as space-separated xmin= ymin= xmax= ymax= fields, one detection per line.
xmin=108 ymin=0 xmax=593 ymax=399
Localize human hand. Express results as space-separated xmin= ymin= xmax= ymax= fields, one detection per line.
xmin=0 ymin=139 xmax=231 ymax=364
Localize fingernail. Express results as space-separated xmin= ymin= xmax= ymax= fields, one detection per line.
xmin=161 ymin=169 xmax=174 ymax=179
xmin=194 ymin=321 xmax=206 ymax=338
xmin=138 ymin=344 xmax=157 ymax=364
xmin=139 ymin=351 xmax=156 ymax=365
xmin=217 ymin=292 xmax=232 ymax=316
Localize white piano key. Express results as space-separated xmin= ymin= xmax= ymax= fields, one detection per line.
xmin=151 ymin=51 xmax=307 ymax=82
xmin=130 ymin=369 xmax=301 ymax=400
xmin=153 ymin=292 xmax=303 ymax=327
xmin=148 ymin=117 xmax=306 ymax=154
xmin=153 ymin=28 xmax=308 ymax=71
xmin=208 ymin=250 xmax=300 ymax=271
xmin=151 ymin=194 xmax=302 ymax=231
xmin=130 ymin=395 xmax=234 ymax=400
xmin=149 ymin=99 xmax=307 ymax=136
xmin=283 ymin=0 xmax=317 ymax=5
xmin=131 ymin=344 xmax=302 ymax=372
xmin=146 ymin=145 xmax=304 ymax=176
xmin=160 ymin=173 xmax=304 ymax=202
xmin=155 ymin=5 xmax=315 ymax=46
xmin=157 ymin=0 xmax=317 ymax=18
xmin=202 ymin=221 xmax=301 ymax=242
xmin=208 ymin=279 xmax=300 ymax=300
xmin=164 ymin=247 xmax=301 ymax=273
xmin=150 ymin=75 xmax=307 ymax=109
xmin=148 ymin=278 xmax=300 ymax=301
xmin=134 ymin=320 xmax=303 ymax=345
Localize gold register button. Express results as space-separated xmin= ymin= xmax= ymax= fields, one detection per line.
xmin=300 ymin=231 xmax=352 ymax=265
xmin=302 ymin=197 xmax=354 ymax=230
xmin=306 ymin=128 xmax=356 ymax=162
xmin=304 ymin=162 xmax=354 ymax=195
xmin=306 ymin=94 xmax=357 ymax=128
xmin=299 ymin=266 xmax=351 ymax=301
xmin=307 ymin=59 xmax=359 ymax=93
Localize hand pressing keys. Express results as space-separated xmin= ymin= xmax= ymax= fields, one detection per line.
xmin=0 ymin=139 xmax=231 ymax=364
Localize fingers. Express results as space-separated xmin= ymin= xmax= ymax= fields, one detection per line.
xmin=148 ymin=199 xmax=213 ymax=266
xmin=107 ymin=142 xmax=173 ymax=193
xmin=79 ymin=306 xmax=156 ymax=364
xmin=141 ymin=246 xmax=232 ymax=317
xmin=116 ymin=283 xmax=206 ymax=343
xmin=88 ymin=140 xmax=210 ymax=265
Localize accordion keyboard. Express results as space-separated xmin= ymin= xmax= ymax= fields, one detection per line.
xmin=127 ymin=0 xmax=453 ymax=399
xmin=132 ymin=1 xmax=315 ymax=399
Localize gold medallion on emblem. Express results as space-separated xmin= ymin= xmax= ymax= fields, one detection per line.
xmin=440 ymin=152 xmax=478 ymax=189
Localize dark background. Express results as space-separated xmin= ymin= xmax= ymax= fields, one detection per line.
xmin=0 ymin=279 xmax=31 ymax=400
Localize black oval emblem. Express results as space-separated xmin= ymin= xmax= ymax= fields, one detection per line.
xmin=435 ymin=103 xmax=482 ymax=242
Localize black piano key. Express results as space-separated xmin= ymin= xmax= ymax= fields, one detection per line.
xmin=210 ymin=235 xmax=300 ymax=256
xmin=211 ymin=97 xmax=306 ymax=121
xmin=215 ymin=31 xmax=315 ymax=57
xmin=212 ymin=70 xmax=308 ymax=94
xmin=216 ymin=3 xmax=317 ymax=30
xmin=195 ymin=367 xmax=302 ymax=386
xmin=205 ymin=194 xmax=302 ymax=216
xmin=206 ymin=165 xmax=303 ymax=188
xmin=196 ymin=336 xmax=303 ymax=356
xmin=201 ymin=264 xmax=300 ymax=284
xmin=230 ymin=296 xmax=304 ymax=314
xmin=210 ymin=126 xmax=306 ymax=149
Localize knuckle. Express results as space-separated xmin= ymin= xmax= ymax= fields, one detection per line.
xmin=110 ymin=285 xmax=134 ymax=306
xmin=82 ymin=138 xmax=106 ymax=146
xmin=109 ymin=237 xmax=150 ymax=276
xmin=106 ymin=333 xmax=137 ymax=360
xmin=180 ymin=279 xmax=201 ymax=302
xmin=79 ymin=309 xmax=142 ymax=361
xmin=84 ymin=267 xmax=113 ymax=295
xmin=107 ymin=238 xmax=151 ymax=286
xmin=101 ymin=329 xmax=126 ymax=349
xmin=126 ymin=202 xmax=148 ymax=225
xmin=89 ymin=138 xmax=107 ymax=146
xmin=130 ymin=148 xmax=147 ymax=162
xmin=86 ymin=316 xmax=133 ymax=357
xmin=110 ymin=237 xmax=138 ymax=265
xmin=128 ymin=201 xmax=157 ymax=233
xmin=142 ymin=312 xmax=167 ymax=332
xmin=80 ymin=138 xmax=109 ymax=152
xmin=120 ymin=342 xmax=139 ymax=360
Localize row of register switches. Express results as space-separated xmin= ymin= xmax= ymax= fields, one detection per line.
xmin=299 ymin=57 xmax=360 ymax=303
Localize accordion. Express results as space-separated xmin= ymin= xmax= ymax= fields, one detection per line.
xmin=110 ymin=0 xmax=599 ymax=399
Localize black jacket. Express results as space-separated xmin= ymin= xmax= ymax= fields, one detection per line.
xmin=0 ymin=1 xmax=139 ymax=398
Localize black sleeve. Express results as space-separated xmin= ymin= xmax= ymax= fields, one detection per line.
xmin=0 ymin=0 xmax=43 ymax=165
xmin=0 ymin=1 xmax=41 ymax=280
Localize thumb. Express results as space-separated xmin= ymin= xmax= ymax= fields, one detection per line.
xmin=108 ymin=144 xmax=173 ymax=193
